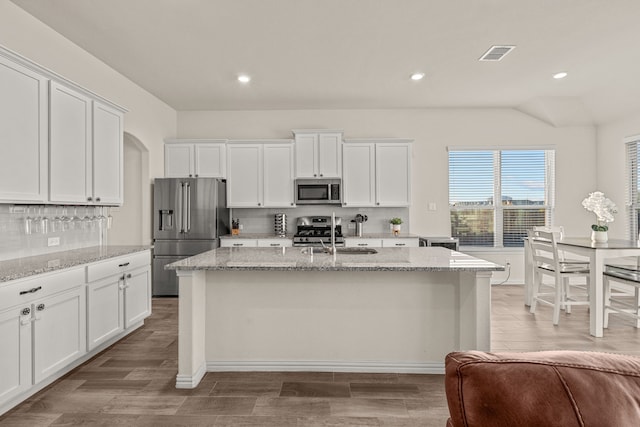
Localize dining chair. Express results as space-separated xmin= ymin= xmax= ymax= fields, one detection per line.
xmin=528 ymin=229 xmax=590 ymax=325
xmin=603 ymin=264 xmax=640 ymax=328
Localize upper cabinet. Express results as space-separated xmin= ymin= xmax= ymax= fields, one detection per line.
xmin=164 ymin=139 xmax=227 ymax=178
xmin=0 ymin=54 xmax=48 ymax=203
xmin=293 ymin=130 xmax=342 ymax=178
xmin=0 ymin=47 xmax=126 ymax=206
xmin=342 ymin=139 xmax=412 ymax=207
xmin=226 ymin=140 xmax=295 ymax=208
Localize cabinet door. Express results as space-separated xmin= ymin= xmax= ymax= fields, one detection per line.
xmin=220 ymin=239 xmax=258 ymax=247
xmin=49 ymin=81 xmax=92 ymax=203
xmin=124 ymin=266 xmax=151 ymax=328
xmin=33 ymin=286 xmax=86 ymax=384
xmin=0 ymin=305 xmax=32 ymax=403
xmin=0 ymin=56 xmax=48 ymax=203
xmin=317 ymin=133 xmax=342 ymax=178
xmin=381 ymin=238 xmax=419 ymax=247
xmin=345 ymin=238 xmax=382 ymax=248
xmin=87 ymin=275 xmax=124 ymax=350
xmin=294 ymin=133 xmax=317 ymax=178
xmin=195 ymin=143 xmax=226 ymax=178
xmin=263 ymin=144 xmax=295 ymax=207
xmin=227 ymin=144 xmax=262 ymax=207
xmin=375 ymin=143 xmax=411 ymax=207
xmin=342 ymin=143 xmax=375 ymax=207
xmin=165 ymin=144 xmax=194 ymax=177
xmin=92 ymin=101 xmax=123 ymax=205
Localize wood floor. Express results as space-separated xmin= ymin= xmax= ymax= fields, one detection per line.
xmin=1 ymin=284 xmax=639 ymax=426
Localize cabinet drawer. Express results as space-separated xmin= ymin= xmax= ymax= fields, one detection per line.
xmin=381 ymin=238 xmax=419 ymax=248
xmin=0 ymin=267 xmax=85 ymax=311
xmin=257 ymin=239 xmax=292 ymax=248
xmin=86 ymin=250 xmax=150 ymax=283
xmin=345 ymin=238 xmax=382 ymax=248
xmin=220 ymin=239 xmax=258 ymax=248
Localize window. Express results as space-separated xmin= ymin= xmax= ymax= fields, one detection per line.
xmin=448 ymin=148 xmax=555 ymax=248
xmin=626 ymin=139 xmax=640 ymax=239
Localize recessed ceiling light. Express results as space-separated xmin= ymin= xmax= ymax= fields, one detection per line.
xmin=410 ymin=72 xmax=425 ymax=81
xmin=553 ymin=72 xmax=568 ymax=79
xmin=237 ymin=74 xmax=251 ymax=83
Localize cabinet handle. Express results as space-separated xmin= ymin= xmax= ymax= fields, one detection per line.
xmin=96 ymin=197 xmax=101 ymax=202
xmin=195 ymin=174 xmax=199 ymax=177
xmin=291 ymin=203 xmax=294 ymax=206
xmin=270 ymin=243 xmax=279 ymax=247
xmin=21 ymin=307 xmax=31 ymax=316
xmin=87 ymin=196 xmax=93 ymax=202
xmin=376 ymin=202 xmax=380 ymax=205
xmin=258 ymin=203 xmax=261 ymax=206
xmin=319 ymin=174 xmax=323 ymax=177
xmin=189 ymin=174 xmax=193 ymax=177
xmin=233 ymin=243 xmax=243 ymax=247
xmin=126 ymin=273 xmax=132 ymax=279
xmin=36 ymin=303 xmax=45 ymax=311
xmin=19 ymin=286 xmax=42 ymax=295
xmin=396 ymin=243 xmax=406 ymax=246
xmin=118 ymin=262 xmax=130 ymax=267
xmin=357 ymin=243 xmax=368 ymax=246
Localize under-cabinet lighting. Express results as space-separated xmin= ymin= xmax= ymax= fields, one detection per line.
xmin=410 ymin=72 xmax=425 ymax=81
xmin=238 ymin=74 xmax=251 ymax=83
xmin=553 ymin=72 xmax=568 ymax=79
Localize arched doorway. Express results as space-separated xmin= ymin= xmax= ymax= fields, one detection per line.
xmin=107 ymin=132 xmax=150 ymax=245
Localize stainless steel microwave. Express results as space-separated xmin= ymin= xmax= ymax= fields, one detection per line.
xmin=295 ymin=179 xmax=342 ymax=205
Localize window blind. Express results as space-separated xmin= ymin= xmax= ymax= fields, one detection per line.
xmin=449 ymin=148 xmax=555 ymax=248
xmin=626 ymin=140 xmax=639 ymax=239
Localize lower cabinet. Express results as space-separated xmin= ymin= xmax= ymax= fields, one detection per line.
xmin=33 ymin=286 xmax=86 ymax=383
xmin=0 ymin=250 xmax=151 ymax=414
xmin=87 ymin=251 xmax=151 ymax=350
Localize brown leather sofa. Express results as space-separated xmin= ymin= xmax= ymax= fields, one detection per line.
xmin=445 ymin=350 xmax=640 ymax=427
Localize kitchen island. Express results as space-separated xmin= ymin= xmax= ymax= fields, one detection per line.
xmin=166 ymin=246 xmax=502 ymax=388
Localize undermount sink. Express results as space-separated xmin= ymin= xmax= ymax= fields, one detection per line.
xmin=336 ymin=247 xmax=378 ymax=255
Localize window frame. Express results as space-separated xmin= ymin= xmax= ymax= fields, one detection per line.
xmin=448 ymin=147 xmax=556 ymax=249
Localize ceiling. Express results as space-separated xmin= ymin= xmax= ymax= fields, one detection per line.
xmin=10 ymin=0 xmax=640 ymax=125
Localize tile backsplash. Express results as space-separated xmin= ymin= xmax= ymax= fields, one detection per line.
xmin=0 ymin=205 xmax=109 ymax=261
xmin=229 ymin=206 xmax=410 ymax=236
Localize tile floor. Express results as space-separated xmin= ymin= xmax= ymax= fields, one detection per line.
xmin=0 ymin=284 xmax=638 ymax=426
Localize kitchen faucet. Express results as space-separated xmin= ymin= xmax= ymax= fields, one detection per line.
xmin=315 ymin=212 xmax=337 ymax=255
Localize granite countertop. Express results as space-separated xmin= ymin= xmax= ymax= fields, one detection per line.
xmin=0 ymin=245 xmax=151 ymax=283
xmin=344 ymin=233 xmax=420 ymax=239
xmin=166 ymin=246 xmax=503 ymax=272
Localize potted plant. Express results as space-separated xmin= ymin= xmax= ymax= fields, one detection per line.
xmin=389 ymin=217 xmax=403 ymax=235
xmin=581 ymin=191 xmax=618 ymax=243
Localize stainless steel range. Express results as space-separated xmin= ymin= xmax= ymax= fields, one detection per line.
xmin=293 ymin=216 xmax=344 ymax=247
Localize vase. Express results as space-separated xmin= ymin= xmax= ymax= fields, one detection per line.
xmin=591 ymin=230 xmax=608 ymax=243
xmin=392 ymin=224 xmax=401 ymax=236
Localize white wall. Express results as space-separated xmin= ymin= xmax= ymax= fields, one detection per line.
xmin=0 ymin=1 xmax=177 ymax=245
xmin=596 ymin=112 xmax=640 ymax=239
xmin=179 ymin=109 xmax=597 ymax=282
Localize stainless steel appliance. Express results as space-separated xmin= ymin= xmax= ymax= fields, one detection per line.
xmin=293 ymin=216 xmax=344 ymax=246
xmin=419 ymin=236 xmax=460 ymax=250
xmin=153 ymin=178 xmax=229 ymax=296
xmin=295 ymin=178 xmax=342 ymax=205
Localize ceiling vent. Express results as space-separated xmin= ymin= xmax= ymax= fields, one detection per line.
xmin=479 ymin=45 xmax=516 ymax=61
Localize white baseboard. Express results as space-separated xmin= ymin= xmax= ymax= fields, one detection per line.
xmin=205 ymin=360 xmax=445 ymax=374
xmin=175 ymin=362 xmax=207 ymax=389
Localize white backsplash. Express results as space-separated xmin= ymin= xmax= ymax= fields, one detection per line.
xmin=229 ymin=206 xmax=410 ymax=236
xmin=0 ymin=205 xmax=107 ymax=261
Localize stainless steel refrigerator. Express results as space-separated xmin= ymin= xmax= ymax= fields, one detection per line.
xmin=152 ymin=178 xmax=229 ymax=296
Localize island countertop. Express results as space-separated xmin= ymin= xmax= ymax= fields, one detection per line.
xmin=165 ymin=246 xmax=503 ymax=272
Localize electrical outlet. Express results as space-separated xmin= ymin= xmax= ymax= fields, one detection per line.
xmin=48 ymin=237 xmax=60 ymax=247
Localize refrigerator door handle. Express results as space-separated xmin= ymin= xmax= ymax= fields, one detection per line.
xmin=180 ymin=182 xmax=186 ymax=233
xmin=186 ymin=183 xmax=192 ymax=233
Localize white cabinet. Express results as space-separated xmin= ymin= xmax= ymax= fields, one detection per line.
xmin=381 ymin=238 xmax=419 ymax=247
xmin=345 ymin=238 xmax=382 ymax=248
xmin=165 ymin=140 xmax=226 ymax=178
xmin=49 ymin=81 xmax=92 ymax=204
xmin=257 ymin=239 xmax=293 ymax=248
xmin=0 ymin=46 xmax=125 ymax=206
xmin=86 ymin=251 xmax=151 ymax=350
xmin=49 ymin=82 xmax=124 ymax=205
xmin=32 ymin=286 xmax=86 ymax=383
xmin=92 ymin=101 xmax=123 ymax=204
xmin=227 ymin=140 xmax=294 ymax=208
xmin=220 ymin=239 xmax=258 ymax=247
xmin=342 ymin=139 xmax=412 ymax=207
xmin=293 ymin=130 xmax=342 ymax=178
xmin=0 ymin=54 xmax=48 ymax=203
xmin=0 ymin=305 xmax=32 ymax=404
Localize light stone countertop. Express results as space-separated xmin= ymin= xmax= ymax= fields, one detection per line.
xmin=0 ymin=245 xmax=151 ymax=283
xmin=165 ymin=246 xmax=504 ymax=272
xmin=220 ymin=234 xmax=293 ymax=239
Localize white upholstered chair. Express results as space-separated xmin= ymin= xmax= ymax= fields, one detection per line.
xmin=528 ymin=229 xmax=590 ymax=325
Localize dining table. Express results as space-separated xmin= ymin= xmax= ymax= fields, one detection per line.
xmin=524 ymin=237 xmax=640 ymax=337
